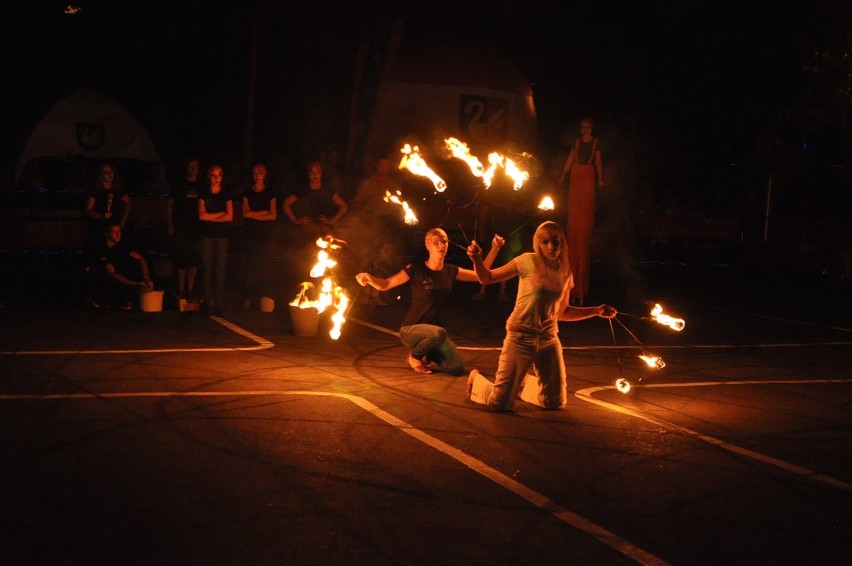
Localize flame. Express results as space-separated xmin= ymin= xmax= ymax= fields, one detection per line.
xmin=538 ymin=196 xmax=555 ymax=210
xmin=290 ymin=238 xmax=350 ymax=339
xmin=615 ymin=378 xmax=631 ymax=393
xmin=445 ymin=138 xmax=485 ymax=177
xmin=650 ymin=303 xmax=686 ymax=331
xmin=64 ymin=5 xmax=82 ymax=14
xmin=638 ymin=354 xmax=666 ymax=369
xmin=443 ymin=138 xmax=530 ymax=190
xmin=384 ymin=190 xmax=419 ymax=225
xmin=399 ymin=144 xmax=447 ymax=192
xmin=502 ymin=156 xmax=529 ymax=190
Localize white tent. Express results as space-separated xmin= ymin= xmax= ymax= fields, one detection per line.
xmin=15 ymin=88 xmax=166 ymax=192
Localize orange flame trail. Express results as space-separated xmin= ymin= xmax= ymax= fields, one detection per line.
xmin=399 ymin=144 xmax=447 ymax=192
xmin=384 ymin=190 xmax=418 ymax=225
xmin=650 ymin=303 xmax=686 ymax=331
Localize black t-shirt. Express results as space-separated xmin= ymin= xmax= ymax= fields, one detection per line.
xmin=400 ymin=262 xmax=460 ymax=327
xmin=242 ymin=185 xmax=276 ymax=238
xmin=199 ymin=188 xmax=231 ymax=239
xmin=291 ymin=184 xmax=340 ymax=220
xmin=88 ymin=188 xmax=127 ymax=224
xmin=170 ymin=178 xmax=202 ymax=233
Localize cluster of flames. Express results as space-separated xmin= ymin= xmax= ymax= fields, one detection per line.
xmin=615 ymin=303 xmax=685 ymax=394
xmin=390 ymin=138 xmax=553 ymax=225
xmin=443 ymin=137 xmax=530 ymax=190
xmin=289 ymin=236 xmax=350 ymax=340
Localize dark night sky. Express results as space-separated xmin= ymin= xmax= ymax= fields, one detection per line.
xmin=2 ymin=0 xmax=850 ymax=215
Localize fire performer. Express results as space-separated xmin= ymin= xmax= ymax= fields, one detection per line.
xmin=558 ymin=117 xmax=604 ymax=306
xmin=355 ymin=228 xmax=505 ymax=375
xmin=465 ymin=221 xmax=616 ymax=411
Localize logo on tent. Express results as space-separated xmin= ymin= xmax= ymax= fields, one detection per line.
xmin=459 ymin=95 xmax=508 ymax=146
xmin=76 ymin=123 xmax=105 ymax=152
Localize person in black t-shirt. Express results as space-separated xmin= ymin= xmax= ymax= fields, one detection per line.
xmin=85 ymin=222 xmax=154 ymax=310
xmin=355 ymin=227 xmax=504 ymax=375
xmin=198 ymin=164 xmax=233 ymax=315
xmin=240 ymin=162 xmax=277 ymax=310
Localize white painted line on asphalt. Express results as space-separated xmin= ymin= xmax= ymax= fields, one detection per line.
xmin=0 ymin=389 xmax=668 ymax=566
xmin=575 ymin=379 xmax=852 ymax=494
xmin=348 ymin=318 xmax=852 ymax=351
xmin=0 ymin=315 xmax=274 ymax=355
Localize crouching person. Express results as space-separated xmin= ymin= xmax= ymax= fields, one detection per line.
xmin=86 ymin=222 xmax=154 ymax=311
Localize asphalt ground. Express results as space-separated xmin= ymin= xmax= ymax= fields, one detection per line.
xmin=1 ymin=249 xmax=851 ymax=565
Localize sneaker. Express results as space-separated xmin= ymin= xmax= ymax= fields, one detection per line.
xmin=118 ymin=302 xmax=133 ymax=311
xmin=84 ymin=297 xmax=102 ymax=311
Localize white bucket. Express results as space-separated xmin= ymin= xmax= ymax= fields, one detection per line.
xmin=140 ymin=290 xmax=164 ymax=312
xmin=259 ymin=296 xmax=275 ymax=312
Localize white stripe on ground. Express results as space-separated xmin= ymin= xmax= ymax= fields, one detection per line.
xmin=0 ymin=315 xmax=273 ymax=355
xmin=0 ymin=389 xmax=668 ymax=566
xmin=348 ymin=318 xmax=852 ymax=350
xmin=575 ymin=379 xmax=852 ymax=493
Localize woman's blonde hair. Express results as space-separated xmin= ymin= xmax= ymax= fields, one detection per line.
xmin=532 ymin=221 xmax=569 ymax=276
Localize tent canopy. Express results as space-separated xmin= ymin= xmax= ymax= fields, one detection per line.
xmin=15 ymin=88 xmax=166 ymax=193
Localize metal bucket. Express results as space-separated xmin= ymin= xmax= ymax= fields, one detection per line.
xmin=289 ymin=305 xmax=320 ymax=336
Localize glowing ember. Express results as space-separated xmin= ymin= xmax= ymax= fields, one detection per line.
xmin=538 ymin=196 xmax=555 ymax=210
xmin=615 ymin=378 xmax=631 ymax=393
xmin=384 ymin=190 xmax=419 ymax=225
xmin=399 ymin=144 xmax=447 ymax=192
xmin=650 ymin=303 xmax=686 ymax=331
xmin=638 ymin=354 xmax=666 ymax=369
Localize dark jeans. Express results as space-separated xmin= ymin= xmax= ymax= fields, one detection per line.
xmin=399 ymin=323 xmax=465 ymax=375
xmin=201 ymin=236 xmax=229 ymax=306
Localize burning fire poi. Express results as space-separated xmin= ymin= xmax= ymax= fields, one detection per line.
xmin=399 ymin=144 xmax=447 ymax=192
xmin=384 ymin=190 xmax=418 ymax=225
xmin=538 ymin=196 xmax=555 ymax=210
xmin=650 ymin=303 xmax=686 ymax=331
xmin=444 ymin=137 xmax=530 ymax=190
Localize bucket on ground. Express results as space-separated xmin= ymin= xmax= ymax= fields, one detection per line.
xmin=289 ymin=305 xmax=320 ymax=336
xmin=140 ymin=290 xmax=164 ymax=312
xmin=260 ymin=296 xmax=275 ymax=312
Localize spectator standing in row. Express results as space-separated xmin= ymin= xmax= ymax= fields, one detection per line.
xmin=198 ymin=164 xmax=233 ymax=315
xmin=240 ymin=162 xmax=277 ymax=310
xmin=282 ymin=161 xmax=348 ymax=283
xmin=167 ymin=157 xmax=202 ymax=301
xmin=83 ymin=163 xmax=132 ymax=270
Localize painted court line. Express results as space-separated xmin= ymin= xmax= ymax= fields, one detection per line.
xmin=575 ymin=379 xmax=852 ymax=494
xmin=0 ymin=315 xmax=274 ymax=355
xmin=348 ymin=318 xmax=852 ymax=351
xmin=0 ymin=389 xmax=668 ymax=566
